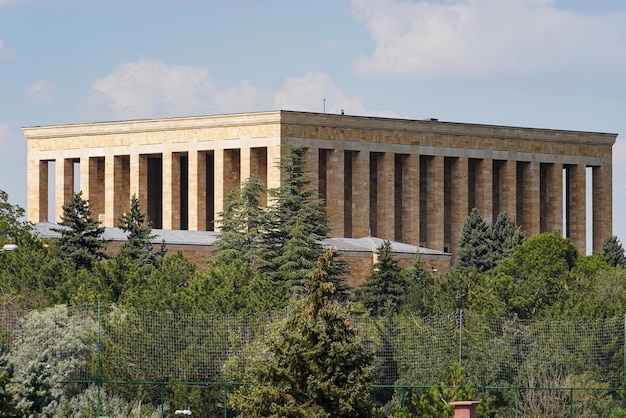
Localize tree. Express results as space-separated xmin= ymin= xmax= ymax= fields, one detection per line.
xmin=237 ymin=249 xmax=374 ymax=417
xmin=488 ymin=211 xmax=525 ymax=266
xmin=117 ymin=194 xmax=165 ymax=268
xmin=359 ymin=241 xmax=409 ymax=316
xmin=52 ymin=192 xmax=108 ymax=271
xmin=602 ymin=235 xmax=626 ymax=268
xmin=454 ymin=208 xmax=492 ymax=272
xmin=261 ymin=146 xmax=332 ymax=293
xmin=0 ymin=346 xmax=17 ymax=417
xmin=13 ymin=355 xmax=60 ymax=418
xmin=394 ymin=363 xmax=491 ymax=418
xmin=404 ymin=251 xmax=435 ymax=315
xmin=212 ymin=178 xmax=267 ymax=267
xmin=0 ymin=189 xmax=31 ymax=243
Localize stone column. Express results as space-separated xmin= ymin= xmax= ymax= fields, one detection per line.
xmin=522 ymin=161 xmax=540 ymax=236
xmin=546 ymin=163 xmax=563 ymax=232
xmin=500 ymin=159 xmax=517 ymax=222
xmin=266 ymin=145 xmax=283 ymax=204
xmin=214 ymin=149 xmax=240 ymax=228
xmin=303 ymin=147 xmax=319 ymax=194
xmin=240 ymin=147 xmax=252 ymax=182
xmin=162 ymin=152 xmax=181 ymax=230
xmin=402 ymin=154 xmax=420 ymax=246
xmin=427 ymin=156 xmax=445 ymax=252
xmin=326 ymin=149 xmax=345 ymax=237
xmin=593 ymin=164 xmax=612 ymax=252
xmin=55 ymin=158 xmax=73 ymax=223
xmin=130 ymin=153 xmax=149 ymax=217
xmin=104 ymin=155 xmax=117 ymax=227
xmin=377 ymin=152 xmax=395 ymax=241
xmin=29 ymin=160 xmax=48 ymax=223
xmin=451 ymin=157 xmax=469 ymax=260
xmin=188 ymin=150 xmax=207 ymax=231
xmin=568 ymin=164 xmax=586 ymax=254
xmin=476 ymin=158 xmax=493 ymax=224
xmin=352 ymin=150 xmax=370 ymax=238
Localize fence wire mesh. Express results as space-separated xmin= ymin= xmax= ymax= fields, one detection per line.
xmin=0 ymin=305 xmax=624 ymax=416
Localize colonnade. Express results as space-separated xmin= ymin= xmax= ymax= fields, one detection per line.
xmin=29 ymin=145 xmax=611 ymax=257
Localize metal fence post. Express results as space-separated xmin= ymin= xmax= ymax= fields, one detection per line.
xmin=459 ymin=310 xmax=463 ymax=366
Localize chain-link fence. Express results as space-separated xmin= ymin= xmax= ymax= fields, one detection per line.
xmin=0 ymin=305 xmax=624 ymax=417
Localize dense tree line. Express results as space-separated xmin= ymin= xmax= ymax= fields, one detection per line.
xmin=2 ymin=150 xmax=626 ymax=416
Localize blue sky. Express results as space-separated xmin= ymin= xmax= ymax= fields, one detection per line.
xmin=1 ymin=0 xmax=625 ymax=249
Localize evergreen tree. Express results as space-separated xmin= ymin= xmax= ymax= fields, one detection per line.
xmin=212 ymin=178 xmax=267 ymax=267
xmin=13 ymin=355 xmax=60 ymax=418
xmin=0 ymin=346 xmax=17 ymax=417
xmin=52 ymin=192 xmax=108 ymax=271
xmin=359 ymin=241 xmax=409 ymax=316
xmin=454 ymin=208 xmax=492 ymax=272
xmin=117 ymin=195 xmax=165 ymax=268
xmin=488 ymin=211 xmax=526 ymax=266
xmin=261 ymin=146 xmax=332 ymax=292
xmin=0 ymin=190 xmax=31 ymax=243
xmin=404 ymin=251 xmax=435 ymax=315
xmin=602 ymin=235 xmax=626 ymax=268
xmin=239 ymin=249 xmax=374 ymax=417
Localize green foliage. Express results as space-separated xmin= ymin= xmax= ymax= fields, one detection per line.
xmin=496 ymin=230 xmax=579 ymax=319
xmin=454 ymin=208 xmax=492 ymax=272
xmin=488 ymin=211 xmax=525 ymax=266
xmin=0 ymin=189 xmax=31 ymax=243
xmin=52 ymin=192 xmax=108 ymax=271
xmin=0 ymin=346 xmax=17 ymax=417
xmin=236 ymin=249 xmax=374 ymax=417
xmin=359 ymin=241 xmax=409 ymax=316
xmin=13 ymin=355 xmax=60 ymax=418
xmin=403 ymin=252 xmax=435 ymax=315
xmin=11 ymin=306 xmax=93 ymax=397
xmin=261 ymin=146 xmax=332 ymax=293
xmin=118 ymin=195 xmax=165 ymax=268
xmin=213 ymin=178 xmax=267 ymax=267
xmin=394 ymin=363 xmax=490 ymax=418
xmin=602 ymin=235 xmax=626 ymax=268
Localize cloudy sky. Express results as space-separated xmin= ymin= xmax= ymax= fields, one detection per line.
xmin=1 ymin=0 xmax=625 ymax=249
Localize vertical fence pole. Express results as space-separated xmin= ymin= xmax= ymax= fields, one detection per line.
xmin=459 ymin=310 xmax=463 ymax=366
xmin=224 ymin=383 xmax=228 ymax=418
xmin=160 ymin=383 xmax=165 ymax=418
xmin=97 ymin=300 xmax=102 ymax=417
xmin=515 ymin=387 xmax=519 ymax=418
xmin=569 ymin=387 xmax=573 ymax=418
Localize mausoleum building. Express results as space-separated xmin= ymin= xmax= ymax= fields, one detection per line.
xmin=24 ymin=110 xmax=616 ymax=263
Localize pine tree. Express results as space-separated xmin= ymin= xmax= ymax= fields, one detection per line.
xmin=359 ymin=240 xmax=409 ymax=316
xmin=602 ymin=235 xmax=626 ymax=268
xmin=404 ymin=251 xmax=435 ymax=315
xmin=239 ymin=249 xmax=374 ymax=417
xmin=212 ymin=178 xmax=267 ymax=267
xmin=0 ymin=346 xmax=17 ymax=417
xmin=454 ymin=208 xmax=492 ymax=272
xmin=261 ymin=146 xmax=332 ymax=293
xmin=488 ymin=211 xmax=525 ymax=267
xmin=117 ymin=194 xmax=165 ymax=267
xmin=52 ymin=192 xmax=108 ymax=271
xmin=13 ymin=355 xmax=60 ymax=418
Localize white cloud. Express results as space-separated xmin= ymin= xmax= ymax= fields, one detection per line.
xmin=87 ymin=60 xmax=396 ymax=120
xmin=0 ymin=39 xmax=15 ymax=59
xmin=88 ymin=58 xmax=217 ymax=120
xmin=273 ymin=72 xmax=398 ymax=117
xmin=352 ymin=0 xmax=626 ymax=78
xmin=23 ymin=80 xmax=55 ymax=105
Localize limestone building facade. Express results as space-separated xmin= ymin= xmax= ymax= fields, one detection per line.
xmin=24 ymin=110 xmax=616 ymax=259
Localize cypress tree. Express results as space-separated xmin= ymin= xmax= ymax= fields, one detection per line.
xmin=488 ymin=211 xmax=525 ymax=267
xmin=52 ymin=192 xmax=108 ymax=271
